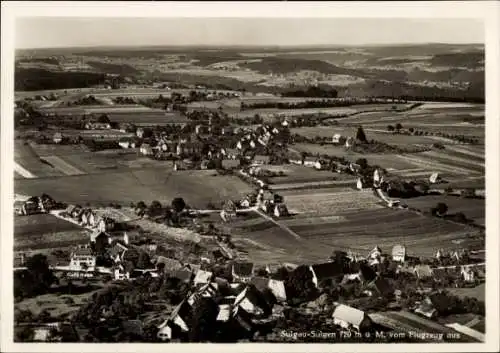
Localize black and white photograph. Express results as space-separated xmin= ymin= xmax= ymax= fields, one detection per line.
xmin=1 ymin=1 xmax=499 ymax=352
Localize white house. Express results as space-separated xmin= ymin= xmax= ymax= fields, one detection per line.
xmin=461 ymin=266 xmax=475 ymax=282
xmin=332 ymin=133 xmax=343 ymax=144
xmin=391 ymin=245 xmax=406 ymax=263
xmin=332 ymin=304 xmax=372 ymax=332
xmin=69 ymin=247 xmax=96 ymax=271
xmin=140 ymin=144 xmax=154 ymax=156
xmin=234 ymin=286 xmax=265 ymax=316
xmin=429 ymin=172 xmax=441 ymax=184
xmin=273 ymin=204 xmax=289 ymax=218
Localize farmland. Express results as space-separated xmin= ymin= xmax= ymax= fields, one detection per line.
xmin=223 ymin=188 xmax=482 ymax=265
xmin=15 ymin=169 xmax=253 ymax=208
xmin=403 ymin=195 xmax=485 ymax=226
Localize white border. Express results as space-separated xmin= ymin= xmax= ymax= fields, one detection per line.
xmin=1 ymin=1 xmax=499 ymax=353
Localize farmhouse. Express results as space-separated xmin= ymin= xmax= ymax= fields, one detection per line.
xmin=332 ymin=304 xmax=372 ymax=333
xmin=391 ymin=244 xmax=406 ymax=263
xmin=332 ymin=133 xmax=346 ymax=145
xmin=232 ymin=262 xmax=255 ymax=283
xmin=309 ymin=262 xmax=344 ymax=288
xmin=69 ymin=247 xmax=96 ymax=271
xmin=187 ymin=282 xmax=218 ymax=306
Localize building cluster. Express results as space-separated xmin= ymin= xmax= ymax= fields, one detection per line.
xmin=16 ymin=194 xmax=57 ymax=216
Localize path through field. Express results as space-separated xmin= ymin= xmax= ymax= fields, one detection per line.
xmin=14 ymin=162 xmax=36 ymax=178
xmin=252 ymin=208 xmax=302 ymax=240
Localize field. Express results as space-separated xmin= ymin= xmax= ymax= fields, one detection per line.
xmin=107 ymin=111 xmax=189 ymax=125
xmin=223 ymin=189 xmax=481 ymax=265
xmin=15 ymin=169 xmax=253 ymax=208
xmin=14 ymin=141 xmax=65 ymax=178
xmin=291 ymin=126 xmax=438 ymax=145
xmin=403 ymin=195 xmax=485 ymax=226
xmin=446 ymin=283 xmax=485 ymax=301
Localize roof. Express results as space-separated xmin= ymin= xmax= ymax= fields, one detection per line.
xmin=232 ymin=262 xmax=254 ymax=277
xmin=250 ymin=276 xmax=270 ymax=292
xmin=193 ymin=270 xmax=213 ymax=284
xmin=310 ymin=262 xmax=344 ymax=281
xmin=156 ymin=256 xmax=183 ymax=272
xmin=392 ymin=245 xmax=406 ymax=257
xmin=170 ymin=300 xmax=193 ymax=323
xmin=72 ymin=247 xmax=93 ymax=257
xmin=332 ymin=304 xmax=367 ymax=327
xmin=109 ymin=242 xmax=128 ymax=259
xmin=216 ymin=304 xmax=232 ymax=322
xmin=172 ymin=269 xmax=193 ymax=282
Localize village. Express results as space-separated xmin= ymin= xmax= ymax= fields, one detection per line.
xmin=13 ymin=110 xmax=486 ymax=343
xmin=12 ymin=36 xmax=488 ymax=345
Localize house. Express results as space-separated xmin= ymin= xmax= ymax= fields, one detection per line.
xmin=392 ymin=244 xmax=406 ymax=263
xmin=345 ymin=137 xmax=356 ymax=148
xmin=140 ymin=143 xmax=154 ymax=156
xmin=356 ymin=177 xmax=366 ymax=190
xmin=96 ymin=216 xmax=115 ymax=233
xmin=85 ymin=122 xmax=111 ymax=130
xmin=332 ymin=304 xmax=372 ymax=332
xmin=156 ymin=256 xmax=183 ymax=274
xmin=461 ymin=266 xmax=475 ymax=282
xmin=187 ymin=282 xmax=218 ymax=306
xmin=273 ymin=203 xmax=289 ymax=218
xmin=309 ymin=262 xmax=344 ymax=288
xmin=19 ymin=199 xmax=41 ymax=215
xmin=69 ymin=247 xmax=96 ymax=271
xmin=414 ymin=265 xmax=433 ymax=279
xmin=232 ymin=262 xmax=254 ymax=283
xmin=332 ymin=133 xmax=346 ymax=144
xmin=109 ymin=242 xmax=128 ymax=263
xmin=367 ymin=246 xmax=382 ymax=261
xmin=216 ymin=304 xmax=232 ymax=323
xmin=193 ymin=270 xmax=213 ymax=286
xmin=250 ymin=277 xmax=287 ymax=303
xmin=81 ymin=209 xmax=97 ymax=228
xmin=414 ymin=297 xmax=438 ymax=318
xmin=53 ymin=132 xmax=63 ymax=144
xmin=114 ymin=264 xmax=130 ymax=280
xmin=429 ymin=172 xmax=441 ymax=184
xmin=90 ymin=230 xmax=109 ymax=244
xmin=234 ymin=285 xmax=272 ymax=317
xmin=157 ymin=300 xmax=193 ymax=340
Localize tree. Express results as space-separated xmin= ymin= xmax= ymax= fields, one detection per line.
xmin=171 ymin=198 xmax=186 ymax=213
xmin=356 ymin=126 xmax=368 ymax=143
xmin=395 ymin=123 xmax=403 ymax=132
xmin=97 ymin=114 xmax=111 ymax=124
xmin=433 ymin=202 xmax=449 ymax=217
xmin=387 ymin=125 xmax=395 ymax=132
xmin=17 ymin=254 xmax=57 ymax=298
xmin=409 ymin=127 xmax=415 ymax=133
xmin=355 ymin=158 xmax=368 ymax=170
xmin=136 ymin=251 xmax=152 ymax=269
xmin=285 ymin=265 xmax=319 ymax=305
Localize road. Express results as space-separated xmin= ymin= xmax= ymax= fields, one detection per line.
xmin=252 ymin=208 xmax=302 ymax=241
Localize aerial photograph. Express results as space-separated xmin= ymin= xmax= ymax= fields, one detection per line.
xmin=11 ymin=16 xmax=487 ymax=344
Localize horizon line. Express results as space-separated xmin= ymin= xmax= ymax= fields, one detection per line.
xmin=16 ymin=42 xmax=485 ymax=51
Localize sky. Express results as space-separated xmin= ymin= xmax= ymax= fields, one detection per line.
xmin=15 ymin=18 xmax=484 ymax=49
